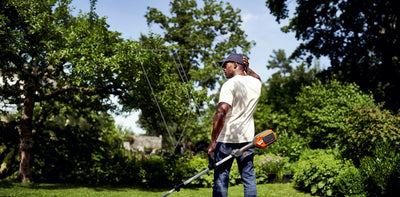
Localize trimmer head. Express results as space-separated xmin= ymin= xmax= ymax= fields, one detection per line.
xmin=253 ymin=129 xmax=277 ymax=148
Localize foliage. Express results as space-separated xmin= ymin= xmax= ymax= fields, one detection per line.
xmin=265 ymin=50 xmax=319 ymax=113
xmin=259 ymin=130 xmax=309 ymax=162
xmin=266 ymin=0 xmax=400 ymax=111
xmin=174 ymin=153 xmax=213 ymax=187
xmin=254 ymin=50 xmax=317 ymax=163
xmin=295 ymin=79 xmax=375 ymax=148
xmin=0 ymin=0 xmax=196 ymax=182
xmin=333 ymin=164 xmax=366 ymax=197
xmin=124 ymin=43 xmax=202 ymax=147
xmin=143 ymin=0 xmax=255 ymax=148
xmin=133 ymin=155 xmax=173 ymax=188
xmin=292 ymin=149 xmax=361 ymax=196
xmin=0 ymin=0 xmax=131 ymax=182
xmin=31 ymin=100 xmax=124 ymax=184
xmin=0 ymin=0 xmax=125 ymax=104
xmin=339 ymin=104 xmax=400 ymax=165
xmin=146 ymin=0 xmax=254 ymax=89
xmin=254 ymin=49 xmax=318 ymax=138
xmin=254 ymin=153 xmax=291 ymax=183
xmin=0 ymin=120 xmax=19 ymax=180
xmin=359 ymin=143 xmax=400 ymax=197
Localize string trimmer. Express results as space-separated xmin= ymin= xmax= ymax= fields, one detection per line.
xmin=161 ymin=129 xmax=277 ymax=197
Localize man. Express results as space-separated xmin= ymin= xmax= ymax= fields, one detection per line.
xmin=207 ymin=53 xmax=261 ymax=197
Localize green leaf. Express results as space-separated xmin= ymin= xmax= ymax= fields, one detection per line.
xmin=311 ymin=185 xmax=318 ymax=194
xmin=317 ymin=180 xmax=326 ymax=189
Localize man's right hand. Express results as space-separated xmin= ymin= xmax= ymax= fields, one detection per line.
xmin=243 ymin=55 xmax=261 ymax=80
xmin=243 ymin=56 xmax=249 ymax=68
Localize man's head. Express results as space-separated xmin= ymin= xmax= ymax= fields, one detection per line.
xmin=218 ymin=53 xmax=246 ymax=78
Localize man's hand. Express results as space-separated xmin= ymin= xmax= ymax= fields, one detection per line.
xmin=207 ymin=141 xmax=216 ymax=155
xmin=243 ymin=56 xmax=249 ymax=69
xmin=243 ymin=55 xmax=261 ymax=81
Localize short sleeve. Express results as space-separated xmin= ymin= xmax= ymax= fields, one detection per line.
xmin=218 ymin=81 xmax=233 ymax=106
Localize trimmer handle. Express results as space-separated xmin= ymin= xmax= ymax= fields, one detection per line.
xmin=208 ymin=152 xmax=215 ymax=169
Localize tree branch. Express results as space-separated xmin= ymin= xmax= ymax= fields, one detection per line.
xmin=38 ymin=85 xmax=91 ymax=101
xmin=37 ymin=84 xmax=122 ymax=102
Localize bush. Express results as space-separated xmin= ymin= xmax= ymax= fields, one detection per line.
xmin=339 ymin=104 xmax=400 ymax=165
xmin=334 ymin=165 xmax=366 ymax=197
xmin=134 ymin=154 xmax=172 ymax=188
xmin=359 ymin=143 xmax=400 ymax=197
xmin=172 ymin=152 xmax=293 ymax=187
xmin=174 ymin=153 xmax=213 ymax=187
xmin=292 ymin=149 xmax=364 ymax=196
xmin=254 ymin=153 xmax=291 ymax=183
xmin=259 ymin=129 xmax=309 ymax=162
xmin=295 ymin=80 xmax=375 ymax=148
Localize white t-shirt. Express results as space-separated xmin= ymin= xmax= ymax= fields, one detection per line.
xmin=217 ymin=75 xmax=262 ymax=143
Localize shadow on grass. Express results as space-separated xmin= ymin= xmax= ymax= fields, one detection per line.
xmin=0 ymin=180 xmax=14 ymax=188
xmin=0 ymin=181 xmax=171 ymax=192
xmin=0 ymin=180 xmax=126 ymax=191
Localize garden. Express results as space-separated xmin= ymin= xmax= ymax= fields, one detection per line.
xmin=2 ymin=79 xmax=400 ymax=197
xmin=1 ymin=0 xmax=400 ymax=196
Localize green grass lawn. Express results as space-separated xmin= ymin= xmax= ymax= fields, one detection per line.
xmin=0 ymin=181 xmax=315 ymax=197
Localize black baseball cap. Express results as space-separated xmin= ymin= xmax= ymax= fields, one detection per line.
xmin=218 ymin=53 xmax=245 ymax=67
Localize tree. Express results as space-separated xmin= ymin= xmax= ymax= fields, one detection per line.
xmin=0 ymin=0 xmax=126 ymax=182
xmin=121 ymin=36 xmax=201 ymax=148
xmin=141 ymin=0 xmax=254 ymax=148
xmin=266 ymin=0 xmax=400 ymax=111
xmin=267 ymin=49 xmax=292 ymax=76
xmin=146 ymin=0 xmax=254 ymax=88
xmin=0 ymin=0 xmax=174 ymax=182
xmin=266 ymin=49 xmax=318 ymax=113
xmin=254 ymin=49 xmax=318 ymax=132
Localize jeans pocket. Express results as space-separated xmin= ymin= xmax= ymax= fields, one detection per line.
xmin=217 ymin=142 xmax=233 ymax=156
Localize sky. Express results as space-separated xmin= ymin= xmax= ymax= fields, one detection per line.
xmin=70 ymin=0 xmax=329 ymax=134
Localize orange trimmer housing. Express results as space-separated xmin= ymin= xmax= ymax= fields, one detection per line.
xmin=253 ymin=129 xmax=277 ymax=148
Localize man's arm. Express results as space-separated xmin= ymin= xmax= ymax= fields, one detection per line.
xmin=243 ymin=56 xmax=261 ymax=81
xmin=207 ymin=102 xmax=230 ymax=154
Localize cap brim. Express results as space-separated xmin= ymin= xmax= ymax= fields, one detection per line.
xmin=218 ymin=59 xmax=231 ymax=67
xmin=218 ymin=60 xmax=225 ymax=67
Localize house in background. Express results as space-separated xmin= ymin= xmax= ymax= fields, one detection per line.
xmin=123 ymin=135 xmax=162 ymax=154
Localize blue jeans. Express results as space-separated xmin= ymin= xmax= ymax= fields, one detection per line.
xmin=213 ymin=142 xmax=257 ymax=197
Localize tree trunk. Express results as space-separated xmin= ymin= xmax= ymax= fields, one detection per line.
xmin=18 ymin=96 xmax=35 ymax=183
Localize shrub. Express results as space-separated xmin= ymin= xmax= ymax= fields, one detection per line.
xmin=172 ymin=153 xmax=292 ymax=187
xmin=292 ymin=149 xmax=363 ymax=196
xmin=334 ymin=165 xmax=366 ymax=197
xmin=135 ymin=154 xmax=172 ymax=188
xmin=339 ymin=104 xmax=400 ymax=165
xmin=295 ymin=80 xmax=375 ymax=148
xmin=254 ymin=153 xmax=291 ymax=183
xmin=229 ymin=161 xmax=242 ymax=186
xmin=259 ymin=130 xmax=309 ymax=162
xmin=174 ymin=153 xmax=213 ymax=187
xmin=359 ymin=143 xmax=400 ymax=196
